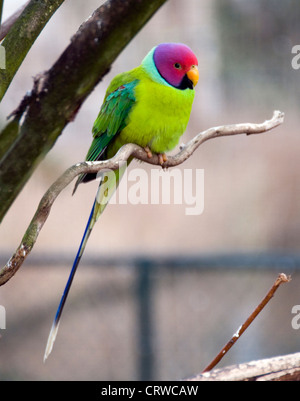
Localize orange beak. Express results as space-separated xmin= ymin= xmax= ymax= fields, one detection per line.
xmin=187 ymin=65 xmax=199 ymax=88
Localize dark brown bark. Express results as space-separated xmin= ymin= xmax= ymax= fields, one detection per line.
xmin=0 ymin=0 xmax=167 ymax=222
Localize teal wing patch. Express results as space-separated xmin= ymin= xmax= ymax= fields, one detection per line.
xmin=73 ymin=79 xmax=138 ymax=193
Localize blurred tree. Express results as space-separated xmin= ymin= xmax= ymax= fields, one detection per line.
xmin=216 ymin=0 xmax=300 ymax=107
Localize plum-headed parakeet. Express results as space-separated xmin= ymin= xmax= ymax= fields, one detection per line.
xmin=44 ymin=42 xmax=199 ymax=360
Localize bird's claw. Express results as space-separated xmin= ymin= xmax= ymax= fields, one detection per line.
xmin=144 ymin=146 xmax=153 ymax=159
xmin=144 ymin=147 xmax=167 ymax=166
xmin=158 ymin=153 xmax=167 ymax=166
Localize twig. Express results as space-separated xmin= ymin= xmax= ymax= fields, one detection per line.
xmin=202 ymin=272 xmax=291 ymax=373
xmin=0 ymin=110 xmax=284 ymax=286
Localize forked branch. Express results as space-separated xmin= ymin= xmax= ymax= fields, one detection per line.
xmin=0 ymin=110 xmax=284 ymax=286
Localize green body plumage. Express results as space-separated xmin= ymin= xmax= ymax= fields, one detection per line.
xmin=103 ymin=67 xmax=194 ymax=158
xmin=79 ymin=47 xmax=195 ymax=221
xmin=44 ymin=44 xmax=198 ymax=361
xmin=93 ymin=48 xmax=195 ymax=159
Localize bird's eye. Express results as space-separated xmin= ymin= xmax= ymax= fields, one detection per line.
xmin=174 ymin=63 xmax=181 ymax=69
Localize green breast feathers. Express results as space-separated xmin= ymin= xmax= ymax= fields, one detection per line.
xmin=100 ymin=67 xmax=195 ymax=159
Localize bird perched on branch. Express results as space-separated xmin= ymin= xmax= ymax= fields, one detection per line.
xmin=44 ymin=42 xmax=199 ymax=361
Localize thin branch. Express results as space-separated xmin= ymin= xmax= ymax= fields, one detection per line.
xmin=0 ymin=110 xmax=284 ymax=286
xmin=164 ymin=110 xmax=285 ymax=167
xmin=202 ymin=272 xmax=291 ymax=373
xmin=0 ymin=1 xmax=30 ymax=41
xmin=187 ymin=352 xmax=300 ymax=381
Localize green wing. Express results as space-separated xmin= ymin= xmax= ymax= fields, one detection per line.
xmin=73 ymin=78 xmax=138 ymax=192
xmin=88 ymin=79 xmax=138 ymax=160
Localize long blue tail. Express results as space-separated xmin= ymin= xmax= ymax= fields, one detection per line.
xmin=43 ymin=164 xmax=126 ymax=361
xmin=43 ymin=199 xmax=96 ymax=362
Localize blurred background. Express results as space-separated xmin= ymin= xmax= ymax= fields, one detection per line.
xmin=0 ymin=0 xmax=300 ymax=380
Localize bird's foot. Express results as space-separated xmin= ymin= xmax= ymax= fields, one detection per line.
xmin=144 ymin=146 xmax=153 ymax=159
xmin=144 ymin=147 xmax=167 ymax=166
xmin=158 ymin=153 xmax=168 ymax=166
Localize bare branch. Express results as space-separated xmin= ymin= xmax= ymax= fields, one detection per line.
xmin=0 ymin=110 xmax=284 ymax=286
xmin=202 ymin=272 xmax=291 ymax=373
xmin=162 ymin=109 xmax=285 ymax=167
xmin=187 ymin=352 xmax=300 ymax=381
